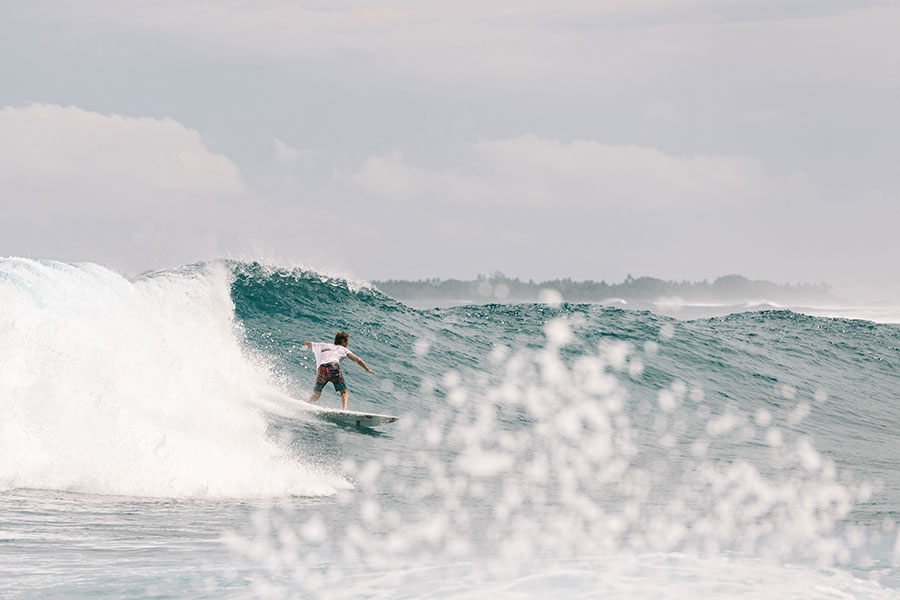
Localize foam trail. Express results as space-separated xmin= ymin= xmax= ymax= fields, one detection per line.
xmin=0 ymin=258 xmax=347 ymax=498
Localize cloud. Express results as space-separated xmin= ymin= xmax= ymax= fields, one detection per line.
xmin=0 ymin=103 xmax=244 ymax=215
xmin=0 ymin=103 xmax=251 ymax=270
xmin=272 ymin=138 xmax=325 ymax=170
xmin=351 ymin=134 xmax=801 ymax=208
xmin=273 ymin=138 xmax=304 ymax=165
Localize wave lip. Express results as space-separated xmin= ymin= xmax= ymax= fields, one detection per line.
xmin=0 ymin=258 xmax=347 ymax=499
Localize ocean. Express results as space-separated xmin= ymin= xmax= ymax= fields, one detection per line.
xmin=2 ymin=257 xmax=899 ymax=598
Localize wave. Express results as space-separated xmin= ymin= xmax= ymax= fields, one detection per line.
xmin=0 ymin=258 xmax=348 ymax=498
xmin=6 ymin=256 xmax=900 ymax=595
xmin=3 ymin=257 xmax=899 ymax=510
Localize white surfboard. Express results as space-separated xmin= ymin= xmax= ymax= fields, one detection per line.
xmin=305 ymin=405 xmax=399 ymax=427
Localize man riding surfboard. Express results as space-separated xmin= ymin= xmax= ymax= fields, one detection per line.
xmin=304 ymin=331 xmax=375 ymax=410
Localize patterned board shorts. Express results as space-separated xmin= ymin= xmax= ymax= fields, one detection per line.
xmin=314 ymin=363 xmax=347 ymax=392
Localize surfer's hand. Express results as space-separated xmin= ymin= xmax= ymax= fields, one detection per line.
xmin=366 ymin=368 xmax=376 ymax=374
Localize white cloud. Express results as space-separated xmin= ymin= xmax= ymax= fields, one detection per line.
xmin=0 ymin=104 xmax=251 ymax=270
xmin=272 ymin=138 xmax=325 ymax=171
xmin=0 ymin=104 xmax=269 ymax=272
xmin=0 ymin=104 xmax=244 ymax=213
xmin=351 ymin=135 xmax=801 ymax=208
xmin=273 ymin=138 xmax=304 ymax=165
xmin=351 ymin=153 xmax=428 ymax=200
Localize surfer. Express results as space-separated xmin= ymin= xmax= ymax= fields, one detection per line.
xmin=304 ymin=331 xmax=375 ymax=410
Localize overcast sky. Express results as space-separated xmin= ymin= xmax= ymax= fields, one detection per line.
xmin=1 ymin=0 xmax=898 ymax=299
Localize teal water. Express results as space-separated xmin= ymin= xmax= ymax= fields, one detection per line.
xmin=2 ymin=258 xmax=900 ymax=598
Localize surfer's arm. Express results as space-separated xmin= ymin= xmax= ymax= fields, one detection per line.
xmin=347 ymin=352 xmax=375 ymax=374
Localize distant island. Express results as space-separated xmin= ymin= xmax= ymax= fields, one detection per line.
xmin=373 ymin=273 xmax=840 ymax=306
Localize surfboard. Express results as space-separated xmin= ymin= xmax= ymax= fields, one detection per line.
xmin=306 ymin=406 xmax=399 ymax=427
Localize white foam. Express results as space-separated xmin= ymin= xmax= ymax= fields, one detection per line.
xmin=0 ymin=258 xmax=348 ymax=498
xmin=222 ymin=552 xmax=899 ymax=599
xmin=795 ymin=305 xmax=900 ymax=325
xmin=641 ymin=300 xmax=900 ymax=323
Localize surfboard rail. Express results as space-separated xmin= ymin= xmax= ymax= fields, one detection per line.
xmin=317 ymin=409 xmax=398 ymax=427
xmin=301 ymin=404 xmax=399 ymax=427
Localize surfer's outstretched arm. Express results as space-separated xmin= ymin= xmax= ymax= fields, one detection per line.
xmin=347 ymin=352 xmax=375 ymax=374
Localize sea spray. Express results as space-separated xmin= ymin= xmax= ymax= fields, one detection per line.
xmin=0 ymin=258 xmax=346 ymax=498
xmin=226 ymin=317 xmax=875 ymax=596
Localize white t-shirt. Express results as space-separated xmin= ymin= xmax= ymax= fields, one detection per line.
xmin=310 ymin=342 xmax=350 ymax=368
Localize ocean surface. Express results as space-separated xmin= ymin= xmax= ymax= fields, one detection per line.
xmin=2 ymin=258 xmax=900 ymax=598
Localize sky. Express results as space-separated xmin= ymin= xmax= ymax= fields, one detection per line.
xmin=1 ymin=0 xmax=898 ymax=299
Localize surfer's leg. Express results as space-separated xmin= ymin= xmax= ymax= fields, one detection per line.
xmin=309 ymin=365 xmax=329 ymax=402
xmin=331 ymin=365 xmax=348 ymax=409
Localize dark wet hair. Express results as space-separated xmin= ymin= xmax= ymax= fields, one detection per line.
xmin=334 ymin=331 xmax=349 ymax=345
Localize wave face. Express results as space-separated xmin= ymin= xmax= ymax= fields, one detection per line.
xmin=232 ymin=261 xmax=900 ymax=494
xmin=3 ymin=258 xmax=900 ymax=595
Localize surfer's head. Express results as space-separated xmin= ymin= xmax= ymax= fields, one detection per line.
xmin=334 ymin=331 xmax=349 ymax=346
